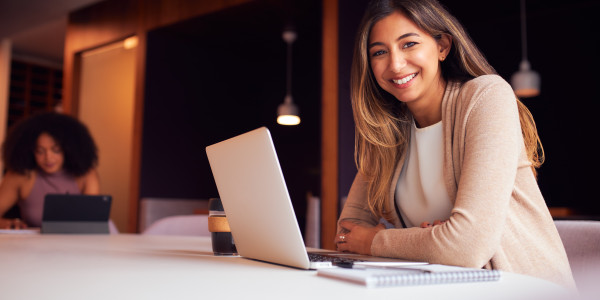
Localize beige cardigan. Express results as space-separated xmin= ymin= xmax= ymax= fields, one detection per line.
xmin=339 ymin=75 xmax=576 ymax=289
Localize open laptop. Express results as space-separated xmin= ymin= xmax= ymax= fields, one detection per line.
xmin=206 ymin=127 xmax=423 ymax=269
xmin=41 ymin=194 xmax=112 ymax=234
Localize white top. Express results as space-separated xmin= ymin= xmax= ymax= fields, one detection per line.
xmin=395 ymin=120 xmax=452 ymax=228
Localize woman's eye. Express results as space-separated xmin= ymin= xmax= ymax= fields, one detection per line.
xmin=371 ymin=50 xmax=386 ymax=57
xmin=403 ymin=42 xmax=417 ymax=49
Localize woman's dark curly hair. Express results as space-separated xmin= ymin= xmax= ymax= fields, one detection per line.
xmin=2 ymin=112 xmax=98 ymax=177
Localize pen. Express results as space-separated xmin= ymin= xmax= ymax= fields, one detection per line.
xmin=334 ymin=261 xmax=354 ymax=268
xmin=334 ymin=262 xmax=432 ymax=273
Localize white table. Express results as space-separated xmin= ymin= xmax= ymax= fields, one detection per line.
xmin=0 ymin=234 xmax=573 ymax=300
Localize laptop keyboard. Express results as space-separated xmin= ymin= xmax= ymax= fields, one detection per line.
xmin=308 ymin=253 xmax=363 ymax=265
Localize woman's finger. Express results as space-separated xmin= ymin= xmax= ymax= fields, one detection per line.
xmin=336 ymin=238 xmax=350 ymax=252
xmin=334 ymin=233 xmax=348 ymax=244
xmin=339 ymin=221 xmax=358 ymax=232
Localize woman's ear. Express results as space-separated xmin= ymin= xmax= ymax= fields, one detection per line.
xmin=438 ymin=34 xmax=452 ymax=61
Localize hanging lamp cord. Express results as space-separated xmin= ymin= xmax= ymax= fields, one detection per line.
xmin=286 ymin=35 xmax=293 ymax=101
xmin=520 ymin=0 xmax=528 ymax=61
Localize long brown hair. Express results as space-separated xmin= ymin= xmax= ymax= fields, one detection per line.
xmin=351 ymin=0 xmax=544 ymax=221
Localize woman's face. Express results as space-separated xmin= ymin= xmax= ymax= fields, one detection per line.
xmin=368 ymin=11 xmax=448 ymax=107
xmin=34 ymin=133 xmax=64 ymax=174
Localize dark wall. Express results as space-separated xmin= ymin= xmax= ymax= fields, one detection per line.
xmin=338 ymin=0 xmax=600 ymax=216
xmin=139 ymin=0 xmax=599 ymax=228
xmin=449 ymin=0 xmax=600 ymax=214
xmin=338 ymin=1 xmax=369 ymax=208
xmin=140 ymin=0 xmax=322 ymax=231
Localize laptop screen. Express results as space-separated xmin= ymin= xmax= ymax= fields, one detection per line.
xmin=42 ymin=194 xmax=112 ymax=234
xmin=206 ymin=127 xmax=313 ymax=269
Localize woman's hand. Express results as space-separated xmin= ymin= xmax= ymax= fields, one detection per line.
xmin=420 ymin=219 xmax=447 ymax=228
xmin=335 ymin=221 xmax=385 ymax=255
xmin=0 ymin=218 xmax=28 ymax=229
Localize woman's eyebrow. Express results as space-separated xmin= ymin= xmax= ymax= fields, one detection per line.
xmin=368 ymin=32 xmax=420 ymax=49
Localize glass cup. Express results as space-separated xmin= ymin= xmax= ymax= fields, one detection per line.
xmin=208 ymin=198 xmax=237 ymax=255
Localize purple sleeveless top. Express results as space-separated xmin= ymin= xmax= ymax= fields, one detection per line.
xmin=19 ymin=170 xmax=80 ymax=227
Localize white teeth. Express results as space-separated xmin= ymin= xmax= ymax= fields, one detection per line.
xmin=393 ymin=73 xmax=416 ymax=85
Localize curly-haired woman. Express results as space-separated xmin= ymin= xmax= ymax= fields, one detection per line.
xmin=0 ymin=112 xmax=99 ymax=229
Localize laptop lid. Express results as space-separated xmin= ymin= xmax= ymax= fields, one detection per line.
xmin=206 ymin=127 xmax=316 ymax=269
xmin=42 ymin=194 xmax=112 ymax=234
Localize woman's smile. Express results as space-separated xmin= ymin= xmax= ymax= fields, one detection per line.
xmin=392 ymin=72 xmax=418 ymax=86
xmin=369 ymin=11 xmax=448 ymax=110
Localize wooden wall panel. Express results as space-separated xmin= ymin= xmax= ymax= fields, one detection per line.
xmin=141 ymin=0 xmax=252 ymax=31
xmin=63 ymin=0 xmax=256 ymax=233
xmin=63 ymin=0 xmax=138 ymax=115
xmin=321 ymin=0 xmax=339 ymax=250
xmin=67 ymin=1 xmax=138 ymax=52
xmin=129 ymin=32 xmax=146 ymax=233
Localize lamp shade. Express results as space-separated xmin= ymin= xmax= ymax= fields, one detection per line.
xmin=511 ymin=60 xmax=541 ymax=98
xmin=277 ymin=95 xmax=300 ymax=125
xmin=277 ymin=29 xmax=300 ymax=126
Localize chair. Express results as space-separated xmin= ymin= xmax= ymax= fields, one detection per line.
xmin=138 ymin=198 xmax=209 ymax=232
xmin=554 ymin=220 xmax=600 ymax=290
xmin=109 ymin=220 xmax=119 ymax=234
xmin=141 ymin=214 xmax=210 ymax=237
xmin=304 ymin=194 xmax=320 ymax=248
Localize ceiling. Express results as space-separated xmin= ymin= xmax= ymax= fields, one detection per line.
xmin=0 ymin=0 xmax=595 ymax=69
xmin=0 ymin=0 xmax=104 ymax=68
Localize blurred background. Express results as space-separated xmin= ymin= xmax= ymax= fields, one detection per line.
xmin=0 ymin=0 xmax=598 ymax=247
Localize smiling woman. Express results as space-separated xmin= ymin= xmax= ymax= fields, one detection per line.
xmin=367 ymin=11 xmax=451 ymax=127
xmin=336 ymin=0 xmax=575 ymax=290
xmin=0 ymin=112 xmax=99 ymax=229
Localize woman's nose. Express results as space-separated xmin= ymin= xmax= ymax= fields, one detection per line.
xmin=389 ymin=51 xmax=406 ymax=72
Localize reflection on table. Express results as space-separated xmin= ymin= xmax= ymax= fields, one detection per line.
xmin=0 ymin=234 xmax=573 ymax=300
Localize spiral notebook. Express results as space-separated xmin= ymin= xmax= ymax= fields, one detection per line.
xmin=317 ymin=264 xmax=501 ymax=288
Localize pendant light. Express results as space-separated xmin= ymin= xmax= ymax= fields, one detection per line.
xmin=511 ymin=0 xmax=540 ymax=98
xmin=277 ymin=29 xmax=301 ymax=126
